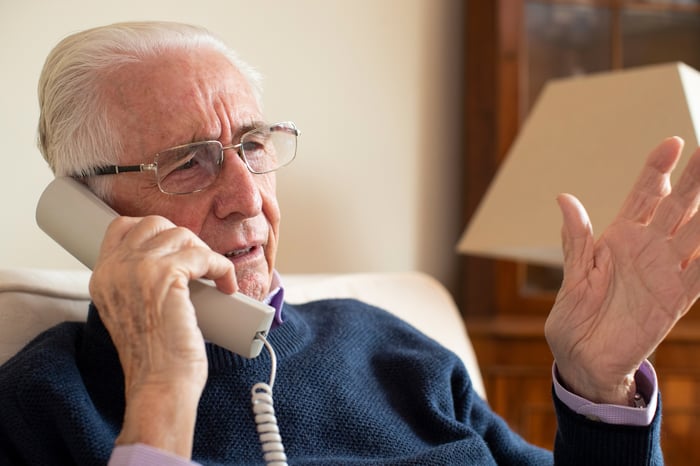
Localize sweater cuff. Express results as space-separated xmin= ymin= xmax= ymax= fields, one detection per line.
xmin=552 ymin=383 xmax=663 ymax=466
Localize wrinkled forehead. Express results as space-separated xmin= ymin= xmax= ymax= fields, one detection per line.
xmin=103 ymin=47 xmax=261 ymax=162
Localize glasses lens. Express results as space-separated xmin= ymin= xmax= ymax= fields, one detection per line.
xmin=241 ymin=122 xmax=298 ymax=174
xmin=156 ymin=141 xmax=222 ymax=194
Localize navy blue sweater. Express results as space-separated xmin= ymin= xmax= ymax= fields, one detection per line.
xmin=0 ymin=299 xmax=662 ymax=465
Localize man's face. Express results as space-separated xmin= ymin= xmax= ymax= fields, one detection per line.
xmin=103 ymin=48 xmax=280 ymax=301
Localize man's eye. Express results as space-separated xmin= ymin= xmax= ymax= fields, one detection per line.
xmin=176 ymin=156 xmax=201 ymax=171
xmin=242 ymin=141 xmax=265 ymax=153
xmin=175 ymin=152 xmax=201 ymax=170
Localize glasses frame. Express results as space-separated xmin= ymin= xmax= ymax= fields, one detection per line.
xmin=89 ymin=121 xmax=299 ymax=194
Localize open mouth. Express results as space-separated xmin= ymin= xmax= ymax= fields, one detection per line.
xmin=224 ymin=246 xmax=254 ymax=258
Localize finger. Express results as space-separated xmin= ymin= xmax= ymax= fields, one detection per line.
xmin=650 ymin=145 xmax=700 ymax=235
xmin=197 ymin=251 xmax=237 ymax=295
xmin=557 ymin=193 xmax=595 ymax=279
xmin=121 ymin=215 xmax=180 ymax=249
xmin=104 ymin=216 xmax=237 ymax=295
xmin=98 ymin=216 xmax=144 ymax=260
xmin=617 ymin=137 xmax=684 ymax=224
xmin=154 ymin=244 xmax=237 ymax=294
xmin=671 ymin=201 xmax=700 ymax=263
xmin=129 ymin=221 xmax=237 ymax=294
xmin=135 ymin=221 xmax=205 ymax=254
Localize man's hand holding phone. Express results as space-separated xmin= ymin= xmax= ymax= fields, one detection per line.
xmin=89 ymin=215 xmax=237 ymax=457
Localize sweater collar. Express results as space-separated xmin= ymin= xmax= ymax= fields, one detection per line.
xmin=84 ymin=303 xmax=309 ymax=372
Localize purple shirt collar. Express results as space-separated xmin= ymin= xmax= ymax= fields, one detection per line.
xmin=263 ymin=270 xmax=285 ymax=329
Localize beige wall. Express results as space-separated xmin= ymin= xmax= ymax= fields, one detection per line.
xmin=0 ymin=0 xmax=464 ymax=292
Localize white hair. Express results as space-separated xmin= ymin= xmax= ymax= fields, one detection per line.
xmin=37 ymin=21 xmax=263 ymax=200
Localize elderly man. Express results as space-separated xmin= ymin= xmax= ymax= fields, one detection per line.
xmin=2 ymin=21 xmax=699 ymax=465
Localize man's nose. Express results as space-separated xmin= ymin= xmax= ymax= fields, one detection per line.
xmin=211 ymin=149 xmax=263 ymax=219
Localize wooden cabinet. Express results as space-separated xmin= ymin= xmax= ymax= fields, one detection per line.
xmin=654 ymin=322 xmax=700 ymax=464
xmin=468 ymin=316 xmax=700 ymax=462
xmin=460 ymin=1 xmax=700 ymax=463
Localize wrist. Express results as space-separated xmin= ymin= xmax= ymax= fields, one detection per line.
xmin=557 ymin=364 xmax=637 ymax=406
xmin=553 ymin=360 xmax=658 ymax=426
xmin=117 ymin=382 xmax=203 ymax=457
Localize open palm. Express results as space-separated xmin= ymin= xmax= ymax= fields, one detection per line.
xmin=545 ymin=137 xmax=700 ymax=405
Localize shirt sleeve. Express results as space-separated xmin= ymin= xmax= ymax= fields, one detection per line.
xmin=108 ymin=444 xmax=200 ymax=466
xmin=552 ymin=359 xmax=658 ymax=426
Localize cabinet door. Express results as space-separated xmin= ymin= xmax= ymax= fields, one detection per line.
xmin=463 ymin=2 xmax=700 ymax=464
xmin=518 ymin=2 xmax=700 ymax=302
xmin=462 ymin=0 xmax=700 ymax=317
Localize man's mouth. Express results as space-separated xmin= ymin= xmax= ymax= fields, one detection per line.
xmin=224 ymin=246 xmax=254 ymax=258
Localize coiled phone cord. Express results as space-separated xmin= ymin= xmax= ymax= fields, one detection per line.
xmin=251 ymin=332 xmax=288 ymax=466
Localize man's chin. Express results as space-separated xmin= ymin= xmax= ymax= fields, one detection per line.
xmin=235 ymin=270 xmax=269 ymax=301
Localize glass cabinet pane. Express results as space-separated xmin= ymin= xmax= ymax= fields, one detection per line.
xmin=525 ymin=2 xmax=612 ymax=113
xmin=622 ymin=8 xmax=700 ymax=70
xmin=519 ymin=1 xmax=700 ymax=296
xmin=522 ymin=2 xmax=614 ymax=294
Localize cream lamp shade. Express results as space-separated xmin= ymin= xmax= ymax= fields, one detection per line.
xmin=457 ymin=62 xmax=700 ymax=266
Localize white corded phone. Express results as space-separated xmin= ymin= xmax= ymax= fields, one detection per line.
xmin=35 ymin=176 xmax=275 ymax=358
xmin=36 ymin=176 xmax=289 ymax=465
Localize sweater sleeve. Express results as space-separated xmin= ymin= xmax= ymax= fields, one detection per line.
xmin=465 ymin=368 xmax=661 ymax=465
xmin=552 ymin=389 xmax=663 ymax=466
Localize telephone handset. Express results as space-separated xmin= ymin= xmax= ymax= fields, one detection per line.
xmin=35 ymin=176 xmax=275 ymax=358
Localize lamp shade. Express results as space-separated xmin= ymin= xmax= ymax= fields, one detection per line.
xmin=457 ymin=62 xmax=700 ymax=266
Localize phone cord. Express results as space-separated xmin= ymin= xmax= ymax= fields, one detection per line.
xmin=251 ymin=332 xmax=288 ymax=466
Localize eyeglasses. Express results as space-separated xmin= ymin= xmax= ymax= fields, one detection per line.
xmin=89 ymin=121 xmax=300 ymax=195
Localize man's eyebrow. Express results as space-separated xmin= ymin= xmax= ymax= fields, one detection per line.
xmin=185 ymin=120 xmax=268 ymax=147
xmin=234 ymin=120 xmax=268 ymax=138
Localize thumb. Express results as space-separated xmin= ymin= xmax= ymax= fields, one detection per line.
xmin=557 ymin=193 xmax=595 ymax=275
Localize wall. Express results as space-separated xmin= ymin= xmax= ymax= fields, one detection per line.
xmin=0 ymin=0 xmax=464 ymax=292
